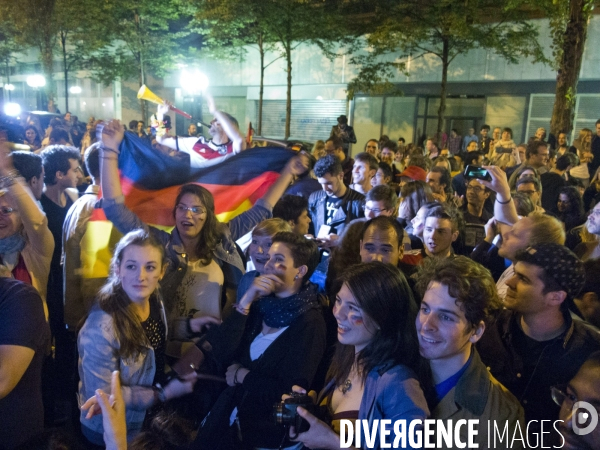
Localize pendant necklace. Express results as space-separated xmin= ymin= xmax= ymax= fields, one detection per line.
xmin=341 ymin=378 xmax=352 ymax=395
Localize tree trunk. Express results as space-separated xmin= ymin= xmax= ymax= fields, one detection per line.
xmin=5 ymin=59 xmax=10 ymax=101
xmin=285 ymin=42 xmax=292 ymax=140
xmin=61 ymin=31 xmax=69 ymax=113
xmin=258 ymin=33 xmax=264 ymax=136
xmin=550 ymin=0 xmax=590 ymax=137
xmin=437 ymin=37 xmax=449 ymax=148
xmin=138 ymin=64 xmax=146 ymax=121
xmin=39 ymin=38 xmax=55 ymax=110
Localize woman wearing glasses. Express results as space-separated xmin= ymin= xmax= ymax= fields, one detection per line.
xmin=99 ymin=120 xmax=307 ymax=358
xmin=0 ymin=141 xmax=54 ymax=317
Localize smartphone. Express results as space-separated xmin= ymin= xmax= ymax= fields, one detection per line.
xmin=464 ymin=165 xmax=492 ymax=182
xmin=496 ymin=147 xmax=513 ymax=154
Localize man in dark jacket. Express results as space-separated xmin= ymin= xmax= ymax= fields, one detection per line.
xmin=308 ymin=154 xmax=364 ymax=247
xmin=478 ymin=243 xmax=600 ymax=443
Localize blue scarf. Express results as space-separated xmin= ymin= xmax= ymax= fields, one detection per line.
xmin=0 ymin=231 xmax=26 ymax=257
xmin=257 ymin=282 xmax=320 ymax=328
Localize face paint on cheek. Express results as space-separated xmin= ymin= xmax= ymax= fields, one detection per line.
xmin=349 ymin=313 xmax=364 ymax=326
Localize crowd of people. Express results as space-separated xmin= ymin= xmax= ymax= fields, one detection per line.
xmin=1 ymin=99 xmax=600 ymax=450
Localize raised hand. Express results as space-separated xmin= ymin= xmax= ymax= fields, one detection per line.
xmin=99 ymin=120 xmax=124 ymax=153
xmin=95 ymin=371 xmax=127 ymax=450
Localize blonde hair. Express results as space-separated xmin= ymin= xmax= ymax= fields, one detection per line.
xmin=527 ymin=213 xmax=566 ymax=246
xmin=312 ymin=140 xmax=326 ymax=160
xmin=252 ymin=218 xmax=292 ymax=238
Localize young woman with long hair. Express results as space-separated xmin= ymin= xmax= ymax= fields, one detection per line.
xmin=23 ymin=125 xmax=42 ymax=151
xmin=98 ymin=120 xmax=307 ymax=357
xmin=78 ymin=229 xmax=200 ymax=446
xmin=286 ymin=262 xmax=429 ymax=450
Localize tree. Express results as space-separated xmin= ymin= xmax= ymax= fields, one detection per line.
xmin=0 ymin=20 xmax=21 ymax=101
xmin=346 ymin=0 xmax=548 ymax=145
xmin=195 ymin=0 xmax=342 ymax=139
xmin=0 ymin=0 xmax=60 ymax=105
xmin=547 ymin=0 xmax=594 ymax=137
xmin=194 ymin=0 xmax=281 ymax=135
xmin=87 ymin=0 xmax=191 ymax=121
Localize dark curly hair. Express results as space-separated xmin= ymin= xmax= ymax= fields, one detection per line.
xmin=314 ymin=154 xmax=342 ymax=177
xmin=415 ymin=256 xmax=502 ymax=328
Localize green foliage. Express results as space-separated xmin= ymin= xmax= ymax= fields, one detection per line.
xmin=345 ymin=0 xmax=550 ymax=95
xmin=86 ymin=0 xmax=191 ymax=85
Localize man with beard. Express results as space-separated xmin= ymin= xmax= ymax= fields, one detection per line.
xmin=478 ymin=244 xmax=600 ymax=445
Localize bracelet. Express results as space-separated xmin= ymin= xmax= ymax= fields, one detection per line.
xmin=234 ymin=303 xmax=250 ymax=316
xmin=233 ymin=366 xmax=243 ymax=385
xmin=153 ymin=384 xmax=167 ymax=403
xmin=0 ymin=169 xmax=20 ymax=189
xmin=496 ymin=196 xmax=512 ymax=205
xmin=100 ymin=145 xmax=120 ymax=156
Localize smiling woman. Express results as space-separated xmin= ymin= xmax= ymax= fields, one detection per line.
xmin=98 ymin=119 xmax=309 ymax=359
xmin=286 ymin=262 xmax=428 ymax=450
xmin=78 ymin=229 xmax=198 ymax=446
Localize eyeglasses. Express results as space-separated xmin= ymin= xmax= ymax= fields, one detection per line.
xmin=0 ymin=206 xmax=16 ymax=215
xmin=466 ymin=186 xmax=485 ymax=193
xmin=551 ymin=385 xmax=576 ymax=409
xmin=363 ymin=205 xmax=390 ymax=215
xmin=176 ymin=204 xmax=206 ymax=215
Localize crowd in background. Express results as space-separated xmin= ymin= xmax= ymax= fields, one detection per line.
xmin=0 ymin=103 xmax=600 ymax=450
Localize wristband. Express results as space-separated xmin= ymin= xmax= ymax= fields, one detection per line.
xmin=496 ymin=196 xmax=512 ymax=205
xmin=233 ymin=366 xmax=243 ymax=385
xmin=153 ymin=384 xmax=167 ymax=403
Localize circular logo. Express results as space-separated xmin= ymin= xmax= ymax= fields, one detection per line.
xmin=573 ymin=401 xmax=599 ymax=436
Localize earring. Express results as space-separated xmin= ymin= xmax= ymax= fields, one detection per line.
xmin=294 ymin=274 xmax=299 ymax=280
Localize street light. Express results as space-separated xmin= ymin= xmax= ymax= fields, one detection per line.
xmin=4 ymin=102 xmax=21 ymax=116
xmin=3 ymin=84 xmax=14 ymax=91
xmin=180 ymin=69 xmax=209 ymax=95
xmin=26 ymin=74 xmax=46 ymax=88
xmin=69 ymin=86 xmax=82 ymax=94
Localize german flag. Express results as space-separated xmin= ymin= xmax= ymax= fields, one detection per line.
xmin=118 ymin=132 xmax=294 ymax=226
xmin=82 ymin=132 xmax=294 ymax=279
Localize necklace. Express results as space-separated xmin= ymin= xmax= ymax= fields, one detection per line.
xmin=341 ymin=379 xmax=352 ymax=395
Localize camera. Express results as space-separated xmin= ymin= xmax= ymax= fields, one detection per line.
xmin=272 ymin=392 xmax=318 ymax=437
xmin=464 ymin=164 xmax=492 ymax=182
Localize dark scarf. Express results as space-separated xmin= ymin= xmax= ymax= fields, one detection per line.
xmin=257 ymin=282 xmax=319 ymax=328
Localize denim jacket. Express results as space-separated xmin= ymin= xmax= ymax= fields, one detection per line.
xmin=320 ymin=363 xmax=429 ymax=450
xmin=77 ymin=302 xmax=168 ymax=435
xmin=103 ymin=195 xmax=272 ymax=320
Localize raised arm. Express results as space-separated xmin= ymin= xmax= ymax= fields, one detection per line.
xmin=227 ymin=154 xmax=309 ymax=240
xmin=478 ymin=165 xmax=519 ymax=226
xmin=97 ymin=121 xmax=148 ymax=235
xmin=206 ymin=93 xmax=246 ymax=154
xmin=0 ymin=143 xmax=53 ymax=259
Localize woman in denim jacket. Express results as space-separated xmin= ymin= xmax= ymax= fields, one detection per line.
xmin=98 ymin=120 xmax=308 ymax=332
xmin=286 ymin=263 xmax=429 ymax=450
xmin=78 ymin=230 xmax=199 ymax=446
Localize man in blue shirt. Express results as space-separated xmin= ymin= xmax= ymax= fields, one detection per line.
xmin=415 ymin=256 xmax=524 ymax=448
